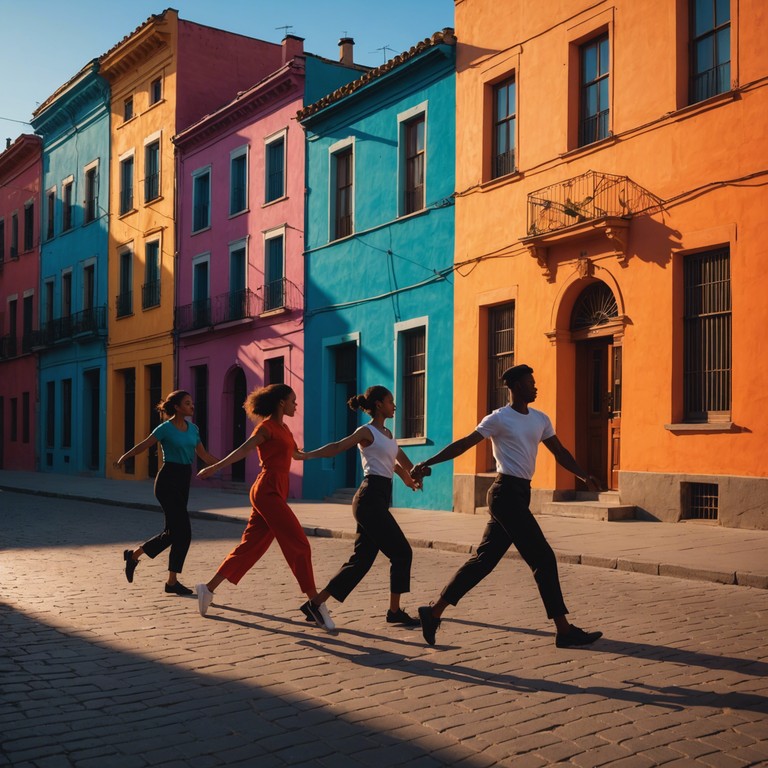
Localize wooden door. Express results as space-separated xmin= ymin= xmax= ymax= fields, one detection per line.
xmin=607 ymin=344 xmax=622 ymax=490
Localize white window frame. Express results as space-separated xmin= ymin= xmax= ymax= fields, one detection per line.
xmin=82 ymin=257 xmax=97 ymax=311
xmin=397 ymin=101 xmax=428 ymax=217
xmin=394 ymin=316 xmax=429 ymax=444
xmin=262 ymin=225 xmax=287 ymax=313
xmin=328 ymin=136 xmax=355 ymax=242
xmin=191 ymin=165 xmax=212 ymax=233
xmin=149 ymin=74 xmax=163 ymax=106
xmin=83 ymin=159 xmax=100 ymax=224
xmin=118 ymin=149 xmax=135 ymax=216
xmin=45 ymin=185 xmax=57 ymax=240
xmin=228 ymin=237 xmax=249 ymax=291
xmin=43 ymin=278 xmax=55 ymax=323
xmin=264 ymin=128 xmax=287 ymax=205
xmin=192 ymin=252 xmax=211 ymax=302
xmin=61 ymin=174 xmax=75 ymax=231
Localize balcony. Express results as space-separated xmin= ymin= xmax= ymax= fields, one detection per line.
xmin=116 ymin=291 xmax=132 ymax=318
xmin=523 ymin=170 xmax=661 ymax=280
xmin=175 ymin=280 xmax=302 ymax=335
xmin=33 ymin=307 xmax=107 ymax=348
xmin=142 ymin=280 xmax=161 ymax=309
xmin=0 ymin=335 xmax=18 ymax=359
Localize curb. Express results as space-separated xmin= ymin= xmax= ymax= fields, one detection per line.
xmin=3 ymin=483 xmax=766 ymax=591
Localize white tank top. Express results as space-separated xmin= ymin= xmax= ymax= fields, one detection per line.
xmin=358 ymin=424 xmax=398 ymax=479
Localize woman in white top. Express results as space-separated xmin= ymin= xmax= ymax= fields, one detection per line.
xmin=300 ymin=386 xmax=421 ymax=627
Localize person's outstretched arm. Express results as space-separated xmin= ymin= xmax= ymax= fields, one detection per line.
xmin=115 ymin=435 xmax=158 ymax=468
xmin=411 ymin=431 xmax=484 ymax=480
xmin=542 ymin=435 xmax=601 ymax=490
xmin=195 ymin=442 xmax=219 ymax=466
xmin=198 ymin=427 xmax=267 ymax=478
xmin=297 ymin=426 xmax=370 ymax=460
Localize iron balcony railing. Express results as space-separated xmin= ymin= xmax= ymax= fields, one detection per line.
xmin=526 ymin=170 xmax=659 ymax=237
xmin=116 ymin=291 xmax=132 ymax=318
xmin=142 ymin=280 xmax=161 ymax=309
xmin=33 ymin=307 xmax=107 ymax=348
xmin=175 ymin=280 xmax=302 ymax=334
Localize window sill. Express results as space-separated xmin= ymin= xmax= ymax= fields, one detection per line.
xmin=228 ymin=208 xmax=248 ymax=219
xmin=259 ymin=307 xmax=287 ymax=318
xmin=397 ymin=437 xmax=428 ymax=446
xmin=263 ymin=196 xmax=287 ymax=208
xmin=670 ymin=89 xmax=737 ymax=123
xmin=115 ymin=313 xmax=134 ymax=320
xmin=191 ymin=225 xmax=211 ymax=235
xmin=144 ymin=195 xmax=164 ymax=207
xmin=118 ymin=209 xmax=137 ymax=219
xmin=142 ymin=99 xmax=166 ymax=116
xmin=397 ymin=207 xmax=429 ymax=221
xmin=559 ymin=133 xmax=618 ymax=161
xmin=118 ymin=116 xmax=137 ymax=129
xmin=480 ymin=170 xmax=522 ymax=190
xmin=142 ymin=304 xmax=161 ymax=312
xmin=664 ymin=422 xmax=734 ymax=433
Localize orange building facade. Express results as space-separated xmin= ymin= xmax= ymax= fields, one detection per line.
xmin=452 ymin=0 xmax=768 ymax=528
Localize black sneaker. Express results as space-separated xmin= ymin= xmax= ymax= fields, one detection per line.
xmin=164 ymin=582 xmax=193 ymax=596
xmin=386 ymin=609 xmax=420 ymax=626
xmin=418 ymin=605 xmax=441 ymax=645
xmin=555 ymin=624 xmax=603 ymax=648
xmin=123 ymin=550 xmax=138 ymax=583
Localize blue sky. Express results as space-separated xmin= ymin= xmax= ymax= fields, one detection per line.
xmin=0 ymin=0 xmax=454 ymax=136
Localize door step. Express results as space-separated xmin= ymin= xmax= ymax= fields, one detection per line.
xmin=542 ymin=491 xmax=635 ymax=521
xmin=324 ymin=487 xmax=356 ymax=505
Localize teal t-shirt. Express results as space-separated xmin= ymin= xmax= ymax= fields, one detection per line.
xmin=151 ymin=420 xmax=200 ymax=464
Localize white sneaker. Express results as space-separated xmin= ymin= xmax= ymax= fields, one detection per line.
xmin=316 ymin=602 xmax=336 ymax=630
xmin=196 ymin=583 xmax=213 ymax=616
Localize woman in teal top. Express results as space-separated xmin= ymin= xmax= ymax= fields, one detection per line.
xmin=116 ymin=390 xmax=217 ymax=595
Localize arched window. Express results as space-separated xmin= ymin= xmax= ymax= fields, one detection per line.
xmin=570 ymin=282 xmax=618 ymax=330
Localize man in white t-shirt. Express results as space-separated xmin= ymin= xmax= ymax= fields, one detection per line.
xmin=412 ymin=364 xmax=602 ymax=649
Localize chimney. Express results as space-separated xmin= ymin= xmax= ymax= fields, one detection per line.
xmin=5 ymin=138 xmax=10 ymax=150
xmin=338 ymin=37 xmax=354 ymax=66
xmin=281 ymin=34 xmax=305 ymax=65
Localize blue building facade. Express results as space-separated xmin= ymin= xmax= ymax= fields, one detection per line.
xmin=31 ymin=61 xmax=110 ymax=475
xmin=299 ymin=30 xmax=456 ymax=511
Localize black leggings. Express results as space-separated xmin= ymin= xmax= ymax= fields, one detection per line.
xmin=441 ymin=474 xmax=568 ymax=619
xmin=325 ymin=475 xmax=413 ymax=602
xmin=142 ymin=462 xmax=192 ymax=574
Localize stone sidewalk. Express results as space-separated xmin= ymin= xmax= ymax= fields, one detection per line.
xmin=1 ymin=469 xmax=767 ymax=590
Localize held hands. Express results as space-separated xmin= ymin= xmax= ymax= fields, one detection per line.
xmin=411 ymin=462 xmax=432 ymax=483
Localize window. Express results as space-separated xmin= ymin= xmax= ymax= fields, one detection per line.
xmin=124 ymin=97 xmax=133 ymax=121
xmin=690 ymin=0 xmax=731 ymax=103
xmin=23 ymin=201 xmax=34 ymax=251
xmin=230 ymin=147 xmax=248 ymax=214
xmin=144 ymin=141 xmax=160 ymax=202
xmin=143 ymin=241 xmax=160 ymax=308
xmin=493 ymin=78 xmax=516 ymax=178
xmin=229 ymin=243 xmax=247 ymax=320
xmin=488 ymin=303 xmax=515 ymax=411
xmin=10 ymin=213 xmax=18 ymax=257
xmin=117 ymin=249 xmax=132 ymax=317
xmin=265 ymin=136 xmax=285 ymax=203
xmin=22 ymin=294 xmax=33 ymax=353
xmin=8 ymin=298 xmax=18 ymax=354
xmin=579 ymin=34 xmax=610 ymax=146
xmin=334 ymin=147 xmax=353 ymax=239
xmin=62 ymin=180 xmax=73 ymax=231
xmin=83 ymin=263 xmax=95 ymax=312
xmin=46 ymin=190 xmax=55 ymax=239
xmin=150 ymin=77 xmax=162 ymax=105
xmin=402 ymin=327 xmax=426 ymax=438
xmin=46 ymin=381 xmax=55 ymax=447
xmin=44 ymin=281 xmax=55 ymax=325
xmin=404 ymin=116 xmax=425 ymax=214
xmin=84 ymin=165 xmax=98 ymax=223
xmin=192 ymin=169 xmax=211 ymax=231
xmin=265 ymin=357 xmax=284 ymax=385
xmin=62 ymin=272 xmax=72 ymax=318
xmin=0 ymin=218 xmax=4 ymax=260
xmin=264 ymin=234 xmax=284 ymax=311
xmin=62 ymin=378 xmax=72 ymax=448
xmin=10 ymin=398 xmax=17 ymax=442
xmin=683 ymin=247 xmax=731 ymax=421
xmin=192 ymin=256 xmax=210 ymax=328
xmin=119 ymin=155 xmax=134 ymax=215
xmin=22 ymin=392 xmax=30 ymax=443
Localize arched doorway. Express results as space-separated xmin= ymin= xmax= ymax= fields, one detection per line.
xmin=571 ymin=282 xmax=622 ymax=490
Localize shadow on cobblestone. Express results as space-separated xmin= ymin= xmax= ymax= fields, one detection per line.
xmin=0 ymin=600 xmax=492 ymax=767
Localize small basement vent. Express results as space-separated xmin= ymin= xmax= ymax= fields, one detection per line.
xmin=682 ymin=482 xmax=718 ymax=521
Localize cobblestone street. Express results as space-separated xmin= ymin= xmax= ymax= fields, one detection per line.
xmin=2 ymin=492 xmax=767 ymax=767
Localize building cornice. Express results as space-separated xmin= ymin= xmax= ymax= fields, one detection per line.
xmin=0 ymin=135 xmax=42 ymax=181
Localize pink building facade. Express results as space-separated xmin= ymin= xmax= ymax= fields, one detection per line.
xmin=173 ymin=38 xmax=316 ymax=495
xmin=0 ymin=135 xmax=41 ymax=471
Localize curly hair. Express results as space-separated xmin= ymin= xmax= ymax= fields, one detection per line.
xmin=244 ymin=383 xmax=294 ymax=421
xmin=347 ymin=385 xmax=391 ymax=415
xmin=156 ymin=390 xmax=191 ymax=418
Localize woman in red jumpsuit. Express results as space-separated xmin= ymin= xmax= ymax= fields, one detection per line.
xmin=194 ymin=383 xmax=332 ymax=629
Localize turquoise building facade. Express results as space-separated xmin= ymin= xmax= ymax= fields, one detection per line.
xmin=299 ymin=30 xmax=456 ymax=511
xmin=31 ymin=61 xmax=111 ymax=475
